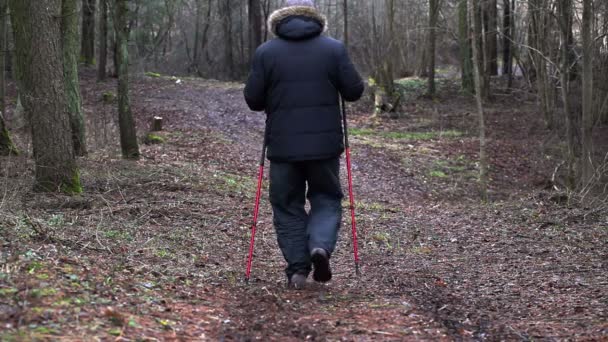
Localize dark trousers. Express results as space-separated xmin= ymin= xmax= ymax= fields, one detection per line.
xmin=269 ymin=157 xmax=343 ymax=278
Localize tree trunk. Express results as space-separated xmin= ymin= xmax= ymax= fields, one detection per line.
xmin=428 ymin=0 xmax=440 ymax=96
xmin=528 ymin=0 xmax=554 ymax=128
xmin=81 ymin=0 xmax=96 ymax=65
xmin=98 ymin=0 xmax=108 ymax=80
xmin=557 ymin=0 xmax=576 ymax=187
xmin=502 ymin=0 xmax=512 ymax=77
xmin=0 ymin=112 xmax=17 ymax=156
xmin=580 ymin=0 xmax=593 ymax=184
xmin=248 ymin=0 xmax=262 ymax=60
xmin=10 ymin=0 xmax=82 ymax=193
xmin=474 ymin=0 xmax=489 ymax=98
xmin=62 ymin=0 xmax=87 ymax=156
xmin=469 ymin=0 xmax=489 ymax=201
xmin=193 ymin=0 xmax=203 ymax=69
xmin=459 ymin=0 xmax=474 ymax=93
xmin=0 ymin=0 xmax=15 ymax=156
xmin=483 ymin=0 xmax=498 ymax=76
xmin=0 ymin=1 xmax=17 ymax=158
xmin=223 ymin=0 xmax=234 ymax=79
xmin=343 ymin=0 xmax=348 ymax=47
xmin=114 ymin=0 xmax=140 ymax=159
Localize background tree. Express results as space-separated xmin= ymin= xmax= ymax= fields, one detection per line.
xmin=458 ymin=0 xmax=474 ymax=93
xmin=580 ymin=0 xmax=593 ymax=184
xmin=248 ymin=0 xmax=262 ymax=59
xmin=428 ymin=0 xmax=441 ymax=96
xmin=0 ymin=0 xmax=16 ymax=156
xmin=98 ymin=0 xmax=108 ymax=80
xmin=62 ymin=0 xmax=87 ymax=156
xmin=222 ymin=0 xmax=234 ymax=79
xmin=469 ymin=0 xmax=489 ymax=200
xmin=114 ymin=0 xmax=140 ymax=159
xmin=81 ymin=0 xmax=96 ymax=65
xmin=557 ymin=0 xmax=577 ymax=187
xmin=483 ymin=0 xmax=498 ymax=76
xmin=10 ymin=0 xmax=82 ymax=193
xmin=502 ymin=0 xmax=512 ymax=79
xmin=343 ymin=0 xmax=348 ymax=46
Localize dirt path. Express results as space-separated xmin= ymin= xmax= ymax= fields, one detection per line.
xmin=1 ymin=72 xmax=606 ymax=340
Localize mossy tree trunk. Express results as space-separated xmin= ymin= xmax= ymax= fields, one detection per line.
xmin=0 ymin=0 xmax=17 ymax=156
xmin=98 ymin=0 xmax=108 ymax=81
xmin=62 ymin=0 xmax=87 ymax=156
xmin=0 ymin=112 xmax=17 ymax=156
xmin=81 ymin=0 xmax=96 ymax=65
xmin=114 ymin=0 xmax=140 ymax=159
xmin=10 ymin=0 xmax=82 ymax=193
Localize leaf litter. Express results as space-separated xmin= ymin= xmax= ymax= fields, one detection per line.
xmin=0 ymin=70 xmax=606 ymax=340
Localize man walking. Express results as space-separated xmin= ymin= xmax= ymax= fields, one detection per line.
xmin=244 ymin=0 xmax=364 ymax=289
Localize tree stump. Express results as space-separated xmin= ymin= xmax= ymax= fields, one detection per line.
xmin=150 ymin=116 xmax=163 ymax=132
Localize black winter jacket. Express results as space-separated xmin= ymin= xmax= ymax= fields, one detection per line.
xmin=244 ymin=5 xmax=364 ymax=162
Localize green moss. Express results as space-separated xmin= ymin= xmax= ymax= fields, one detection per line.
xmin=30 ymin=288 xmax=57 ymax=298
xmin=61 ymin=170 xmax=83 ymax=195
xmin=350 ymin=128 xmax=376 ymax=137
xmin=0 ymin=331 xmax=27 ymax=342
xmin=145 ymin=71 xmax=162 ymax=78
xmin=102 ymin=91 xmax=116 ymax=103
xmin=0 ymin=128 xmax=19 ymax=156
xmin=0 ymin=288 xmax=18 ymax=297
xmin=350 ymin=128 xmax=462 ymax=141
xmin=144 ymin=133 xmax=166 ymax=145
xmin=430 ymin=170 xmax=448 ymax=178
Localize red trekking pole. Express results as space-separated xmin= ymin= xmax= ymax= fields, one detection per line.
xmin=245 ymin=130 xmax=267 ymax=283
xmin=342 ymin=98 xmax=361 ymax=276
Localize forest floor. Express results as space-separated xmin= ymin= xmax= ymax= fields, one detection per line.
xmin=1 ymin=69 xmax=607 ymax=341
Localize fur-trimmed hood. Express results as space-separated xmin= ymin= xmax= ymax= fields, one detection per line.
xmin=267 ymin=6 xmax=327 ymax=38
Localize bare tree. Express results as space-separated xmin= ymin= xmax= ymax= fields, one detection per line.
xmin=249 ymin=0 xmax=262 ymax=59
xmin=459 ymin=0 xmax=474 ymax=93
xmin=0 ymin=0 xmax=17 ymax=156
xmin=222 ymin=0 xmax=234 ymax=79
xmin=483 ymin=0 xmax=498 ymax=76
xmin=428 ymin=0 xmax=441 ymax=96
xmin=81 ymin=0 xmax=96 ymax=65
xmin=502 ymin=0 xmax=512 ymax=78
xmin=98 ymin=0 xmax=109 ymax=81
xmin=470 ymin=0 xmax=489 ymax=201
xmin=114 ymin=0 xmax=140 ymax=159
xmin=580 ymin=0 xmax=593 ymax=183
xmin=557 ymin=0 xmax=577 ymax=187
xmin=62 ymin=0 xmax=87 ymax=156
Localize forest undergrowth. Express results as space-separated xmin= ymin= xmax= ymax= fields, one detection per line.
xmin=1 ymin=70 xmax=607 ymax=340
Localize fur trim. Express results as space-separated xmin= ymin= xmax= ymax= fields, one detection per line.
xmin=267 ymin=6 xmax=327 ymax=37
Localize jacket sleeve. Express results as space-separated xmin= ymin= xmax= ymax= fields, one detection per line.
xmin=244 ymin=48 xmax=267 ymax=112
xmin=336 ymin=43 xmax=364 ymax=102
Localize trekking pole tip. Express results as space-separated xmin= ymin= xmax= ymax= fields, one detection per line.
xmin=355 ymin=263 xmax=361 ymax=277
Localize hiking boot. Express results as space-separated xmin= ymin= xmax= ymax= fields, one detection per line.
xmin=311 ymin=248 xmax=332 ymax=283
xmin=288 ymin=273 xmax=308 ymax=290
